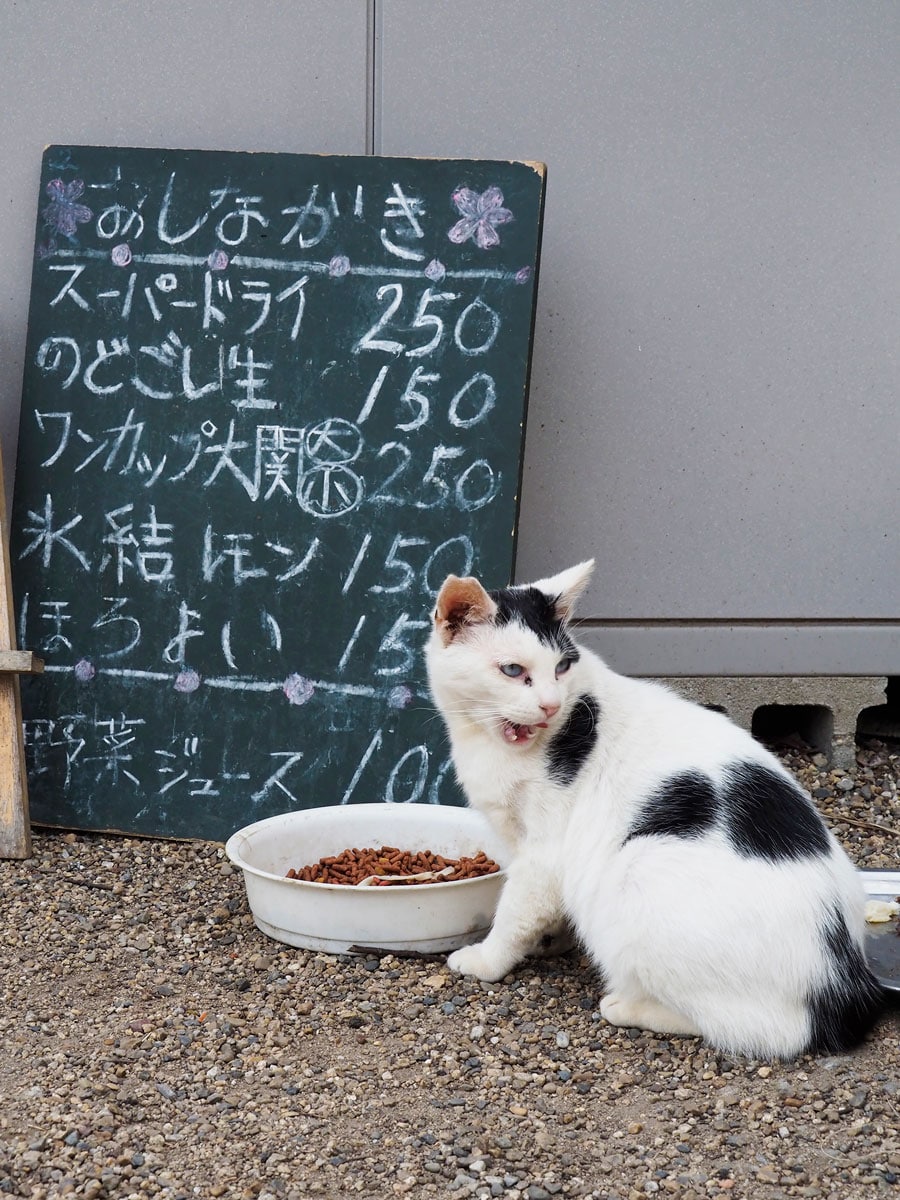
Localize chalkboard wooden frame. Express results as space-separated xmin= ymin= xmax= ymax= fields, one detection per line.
xmin=11 ymin=145 xmax=545 ymax=841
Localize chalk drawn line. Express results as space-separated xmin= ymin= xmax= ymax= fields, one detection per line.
xmin=41 ymin=661 xmax=416 ymax=700
xmin=52 ymin=247 xmax=515 ymax=282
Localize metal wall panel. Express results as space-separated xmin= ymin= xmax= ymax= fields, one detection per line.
xmin=0 ymin=0 xmax=372 ymax=504
xmin=376 ymin=1 xmax=900 ymax=673
xmin=4 ymin=2 xmax=899 ymax=674
xmin=579 ymin=625 xmax=897 ymax=680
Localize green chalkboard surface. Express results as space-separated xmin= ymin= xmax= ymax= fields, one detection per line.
xmin=10 ymin=145 xmax=545 ymax=840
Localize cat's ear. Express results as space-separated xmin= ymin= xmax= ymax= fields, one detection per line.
xmin=531 ymin=559 xmax=595 ymax=622
xmin=433 ymin=575 xmax=498 ymax=646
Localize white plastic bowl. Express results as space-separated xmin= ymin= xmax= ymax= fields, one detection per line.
xmin=225 ymin=803 xmax=508 ymax=954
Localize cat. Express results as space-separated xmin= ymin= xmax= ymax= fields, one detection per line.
xmin=425 ymin=559 xmax=884 ymax=1059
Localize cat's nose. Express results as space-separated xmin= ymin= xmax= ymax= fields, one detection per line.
xmin=540 ymin=701 xmax=560 ymax=719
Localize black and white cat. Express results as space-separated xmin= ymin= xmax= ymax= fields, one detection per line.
xmin=425 ymin=560 xmax=883 ymax=1059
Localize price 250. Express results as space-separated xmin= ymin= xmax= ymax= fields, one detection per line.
xmin=371 ymin=442 xmax=498 ymax=511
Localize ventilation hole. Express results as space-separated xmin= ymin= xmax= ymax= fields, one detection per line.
xmin=856 ymin=676 xmax=900 ymax=743
xmin=751 ymin=704 xmax=834 ymax=755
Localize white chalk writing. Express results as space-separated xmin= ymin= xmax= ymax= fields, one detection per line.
xmin=14 ymin=148 xmax=541 ymax=832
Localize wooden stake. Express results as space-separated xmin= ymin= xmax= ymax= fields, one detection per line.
xmin=0 ymin=444 xmax=43 ymax=859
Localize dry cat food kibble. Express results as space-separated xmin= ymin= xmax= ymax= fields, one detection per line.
xmin=286 ymin=846 xmax=500 ymax=886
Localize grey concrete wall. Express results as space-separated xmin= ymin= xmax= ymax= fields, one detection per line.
xmin=377 ymin=1 xmax=900 ymax=672
xmin=3 ymin=1 xmax=898 ymax=676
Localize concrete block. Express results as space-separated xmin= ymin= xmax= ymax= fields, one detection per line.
xmin=646 ymin=676 xmax=888 ymax=770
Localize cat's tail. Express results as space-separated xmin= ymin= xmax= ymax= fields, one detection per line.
xmin=804 ymin=905 xmax=885 ymax=1054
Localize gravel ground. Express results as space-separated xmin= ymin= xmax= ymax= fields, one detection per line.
xmin=1 ymin=738 xmax=899 ymax=1200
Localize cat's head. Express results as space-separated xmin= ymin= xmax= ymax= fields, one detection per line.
xmin=426 ymin=561 xmax=594 ymax=747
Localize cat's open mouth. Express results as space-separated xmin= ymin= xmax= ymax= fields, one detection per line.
xmin=501 ymin=719 xmax=547 ymax=744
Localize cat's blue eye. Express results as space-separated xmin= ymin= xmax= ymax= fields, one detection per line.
xmin=556 ymin=658 xmax=573 ymax=676
xmin=500 ymin=663 xmax=525 ymax=678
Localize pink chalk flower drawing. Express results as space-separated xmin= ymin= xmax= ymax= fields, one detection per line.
xmin=38 ymin=178 xmax=93 ymax=258
xmin=448 ymin=186 xmax=513 ymax=249
xmin=42 ymin=178 xmax=93 ymax=238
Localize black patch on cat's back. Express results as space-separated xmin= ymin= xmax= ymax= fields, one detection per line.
xmin=625 ymin=771 xmax=719 ymax=843
xmin=547 ymin=695 xmax=598 ymax=785
xmin=805 ymin=905 xmax=883 ymax=1054
xmin=723 ymin=762 xmax=830 ymax=861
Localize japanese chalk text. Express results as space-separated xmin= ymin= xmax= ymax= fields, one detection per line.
xmin=12 ymin=147 xmax=544 ymax=839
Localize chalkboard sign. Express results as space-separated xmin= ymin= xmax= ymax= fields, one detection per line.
xmin=10 ymin=145 xmax=545 ymax=840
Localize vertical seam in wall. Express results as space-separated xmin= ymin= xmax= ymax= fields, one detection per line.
xmin=367 ymin=0 xmax=380 ymax=155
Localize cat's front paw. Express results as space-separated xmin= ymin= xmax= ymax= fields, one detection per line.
xmin=447 ymin=942 xmax=509 ymax=982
